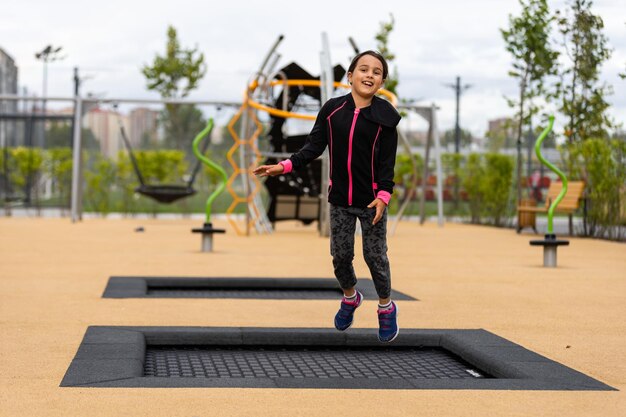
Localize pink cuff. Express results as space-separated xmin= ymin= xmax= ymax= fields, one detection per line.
xmin=278 ymin=159 xmax=293 ymax=174
xmin=377 ymin=191 xmax=391 ymax=205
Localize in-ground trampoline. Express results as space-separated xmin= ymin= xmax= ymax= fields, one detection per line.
xmin=61 ymin=326 xmax=614 ymax=390
xmin=102 ymin=276 xmax=415 ymax=300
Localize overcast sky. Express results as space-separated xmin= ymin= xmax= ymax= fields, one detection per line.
xmin=2 ymin=0 xmax=624 ymax=136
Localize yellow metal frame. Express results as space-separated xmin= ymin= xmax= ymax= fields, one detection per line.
xmin=225 ymin=105 xmax=263 ymax=235
xmin=246 ymin=79 xmax=397 ymax=120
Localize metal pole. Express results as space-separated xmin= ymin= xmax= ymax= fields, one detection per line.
xmin=70 ymin=67 xmax=82 ymax=222
xmin=419 ymin=109 xmax=433 ymax=225
xmin=516 ymin=134 xmax=523 ymax=207
xmin=526 ymin=120 xmax=533 ymax=190
xmin=348 ymin=37 xmax=360 ymax=54
xmin=432 ymin=103 xmax=444 ymax=227
xmin=238 ymin=106 xmax=251 ymax=235
xmin=454 ymin=76 xmax=460 ymax=154
xmin=318 ymin=32 xmax=333 ymax=238
xmin=543 ymin=246 xmax=557 ymax=267
xmin=70 ymin=95 xmax=82 ymax=222
xmin=42 ymin=60 xmax=47 ymax=114
xmin=256 ymin=35 xmax=284 ymax=82
xmin=443 ymin=76 xmax=470 ymax=154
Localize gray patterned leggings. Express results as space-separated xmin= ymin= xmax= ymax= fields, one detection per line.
xmin=329 ymin=204 xmax=391 ymax=299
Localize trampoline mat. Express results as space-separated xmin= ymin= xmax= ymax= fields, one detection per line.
xmin=144 ymin=345 xmax=488 ymax=379
xmin=146 ymin=287 xmax=344 ymax=299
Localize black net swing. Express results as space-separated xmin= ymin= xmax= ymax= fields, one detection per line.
xmin=116 ymin=108 xmax=212 ymax=204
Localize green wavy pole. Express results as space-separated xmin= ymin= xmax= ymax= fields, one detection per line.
xmin=191 ymin=119 xmax=228 ymax=223
xmin=534 ymin=115 xmax=568 ymax=234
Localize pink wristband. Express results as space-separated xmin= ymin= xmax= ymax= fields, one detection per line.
xmin=377 ymin=191 xmax=391 ymax=205
xmin=278 ymin=159 xmax=293 ymax=174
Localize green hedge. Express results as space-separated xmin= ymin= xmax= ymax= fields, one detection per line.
xmin=461 ymin=153 xmax=514 ymax=226
xmin=565 ymin=138 xmax=626 ymax=239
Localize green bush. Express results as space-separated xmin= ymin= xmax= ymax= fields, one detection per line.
xmin=461 ymin=153 xmax=513 ymax=226
xmin=45 ymin=147 xmax=73 ymax=207
xmin=442 ymin=153 xmax=465 ymax=214
xmin=394 ymin=152 xmax=423 ymax=201
xmin=570 ymin=138 xmax=626 ymax=239
xmin=462 ymin=154 xmax=485 ymax=223
xmin=115 ymin=152 xmax=138 ymax=215
xmin=8 ymin=147 xmax=44 ymax=206
xmin=482 ymin=154 xmax=514 ymax=226
xmin=134 ymin=150 xmax=188 ymax=184
xmin=85 ymin=155 xmax=116 ymax=216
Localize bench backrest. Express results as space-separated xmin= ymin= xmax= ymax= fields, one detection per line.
xmin=544 ymin=181 xmax=585 ymax=212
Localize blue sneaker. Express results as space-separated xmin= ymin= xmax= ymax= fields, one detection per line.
xmin=377 ymin=301 xmax=399 ymax=342
xmin=334 ymin=291 xmax=363 ymax=331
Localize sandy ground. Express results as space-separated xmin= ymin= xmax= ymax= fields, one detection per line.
xmin=0 ymin=216 xmax=625 ymax=417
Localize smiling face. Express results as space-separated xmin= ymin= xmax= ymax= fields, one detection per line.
xmin=347 ymin=54 xmax=385 ymax=101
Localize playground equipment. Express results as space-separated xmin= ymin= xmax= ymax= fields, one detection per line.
xmin=223 ymin=34 xmax=443 ymax=237
xmin=529 ymin=115 xmax=569 ymax=267
xmin=223 ymin=34 xmax=350 ymax=236
xmin=190 ymin=119 xmax=227 ymax=252
xmin=115 ymin=105 xmax=210 ymax=204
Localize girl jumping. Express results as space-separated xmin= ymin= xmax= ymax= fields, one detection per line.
xmin=254 ymin=50 xmax=401 ymax=342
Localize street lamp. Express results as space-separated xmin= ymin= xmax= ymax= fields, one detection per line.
xmin=35 ymin=45 xmax=64 ymax=148
xmin=443 ymin=76 xmax=472 ymax=211
xmin=443 ymin=76 xmax=472 ymax=154
xmin=35 ymin=45 xmax=64 ymax=115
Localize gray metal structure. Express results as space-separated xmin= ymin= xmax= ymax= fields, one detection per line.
xmin=0 ymin=93 xmax=241 ymax=222
xmin=318 ymin=32 xmax=334 ymax=237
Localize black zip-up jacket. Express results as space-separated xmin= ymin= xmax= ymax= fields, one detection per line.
xmin=287 ymin=93 xmax=401 ymax=208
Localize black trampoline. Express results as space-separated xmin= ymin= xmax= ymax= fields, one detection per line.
xmin=60 ymin=327 xmax=615 ymax=390
xmin=102 ymin=276 xmax=416 ymax=300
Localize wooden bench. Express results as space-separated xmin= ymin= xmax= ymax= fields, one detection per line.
xmin=517 ymin=181 xmax=585 ymax=235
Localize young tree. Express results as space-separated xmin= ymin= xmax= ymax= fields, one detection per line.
xmin=46 ymin=122 xmax=98 ymax=150
xmin=486 ymin=119 xmax=515 ymax=153
xmin=375 ymin=13 xmax=399 ymax=96
xmin=554 ymin=0 xmax=613 ymax=143
xmin=442 ymin=128 xmax=473 ymax=149
xmin=621 ymin=23 xmax=626 ymax=79
xmin=142 ymin=26 xmax=207 ymax=149
xmin=501 ymin=0 xmax=559 ymax=204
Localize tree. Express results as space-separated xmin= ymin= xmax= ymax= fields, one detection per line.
xmin=45 ymin=147 xmax=73 ymax=210
xmin=501 ymin=0 xmax=559 ymax=204
xmin=621 ymin=22 xmax=626 ymax=79
xmin=442 ymin=128 xmax=473 ymax=149
xmin=486 ymin=119 xmax=515 ymax=152
xmin=375 ymin=13 xmax=399 ymax=96
xmin=142 ymin=26 xmax=207 ymax=149
xmin=142 ymin=26 xmax=206 ymax=99
xmin=46 ymin=121 xmax=99 ymax=150
xmin=554 ymin=0 xmax=613 ymax=143
xmin=159 ymin=103 xmax=206 ymax=150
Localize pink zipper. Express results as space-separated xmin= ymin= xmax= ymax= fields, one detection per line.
xmin=327 ymin=101 xmax=347 ymax=182
xmin=348 ymin=108 xmax=360 ymax=206
xmin=371 ymin=125 xmax=382 ymax=198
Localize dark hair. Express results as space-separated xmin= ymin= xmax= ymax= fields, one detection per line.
xmin=347 ymin=50 xmax=388 ymax=80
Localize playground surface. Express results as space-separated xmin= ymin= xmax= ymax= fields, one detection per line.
xmin=0 ymin=217 xmax=625 ymax=416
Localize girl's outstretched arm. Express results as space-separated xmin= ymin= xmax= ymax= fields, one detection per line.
xmin=253 ymin=164 xmax=284 ymax=177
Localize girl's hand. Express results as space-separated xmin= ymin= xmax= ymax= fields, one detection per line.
xmin=253 ymin=164 xmax=284 ymax=177
xmin=367 ymin=198 xmax=386 ymax=225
